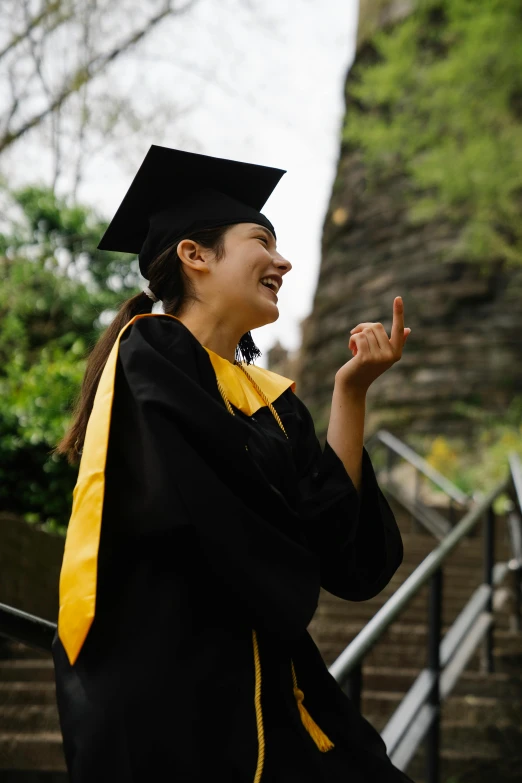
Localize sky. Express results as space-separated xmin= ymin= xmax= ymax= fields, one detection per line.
xmin=4 ymin=0 xmax=359 ymax=368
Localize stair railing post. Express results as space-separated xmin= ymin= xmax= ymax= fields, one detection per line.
xmin=507 ymin=508 xmax=522 ymax=632
xmin=425 ymin=567 xmax=443 ymax=783
xmin=483 ymin=505 xmax=495 ymax=673
xmin=513 ymin=564 xmax=522 ymax=633
xmin=448 ymin=497 xmax=455 ymax=527
xmin=386 ymin=444 xmax=394 ymax=485
xmin=411 ymin=467 xmax=421 ymax=534
xmin=343 ymin=661 xmax=363 ymax=713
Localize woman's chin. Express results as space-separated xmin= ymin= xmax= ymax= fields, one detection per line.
xmin=247 ymin=306 xmax=279 ymax=332
xmin=239 ymin=292 xmax=280 ymax=331
xmin=261 ymin=301 xmax=281 ymax=324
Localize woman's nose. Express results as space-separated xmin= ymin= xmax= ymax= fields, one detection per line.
xmin=275 ymin=254 xmax=292 ymax=274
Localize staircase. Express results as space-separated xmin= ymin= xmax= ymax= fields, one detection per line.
xmin=0 ymin=502 xmax=521 ymax=781
xmin=309 ymin=496 xmax=522 ymax=782
xmin=0 ymin=638 xmax=66 ymax=780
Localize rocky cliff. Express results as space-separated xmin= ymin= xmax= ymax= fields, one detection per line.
xmin=282 ymin=0 xmax=522 ymax=442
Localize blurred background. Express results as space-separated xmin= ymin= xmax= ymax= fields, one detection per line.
xmin=1 ymin=2 xmax=522 ymax=780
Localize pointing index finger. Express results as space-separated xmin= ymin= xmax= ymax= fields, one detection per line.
xmin=390 ymin=296 xmax=404 ymax=353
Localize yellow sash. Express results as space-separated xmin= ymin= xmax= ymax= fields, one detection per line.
xmin=58 ymin=312 xmax=295 ymax=665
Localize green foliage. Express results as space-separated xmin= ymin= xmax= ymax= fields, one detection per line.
xmin=344 ymin=0 xmax=522 ymax=266
xmin=0 ymin=186 xmax=141 ymax=530
xmin=413 ymin=396 xmax=522 ymax=513
xmin=0 ymin=347 xmax=85 ymax=534
xmin=2 ymin=184 xmax=140 ymax=292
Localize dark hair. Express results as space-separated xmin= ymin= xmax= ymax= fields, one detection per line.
xmin=54 ymin=224 xmax=261 ymax=465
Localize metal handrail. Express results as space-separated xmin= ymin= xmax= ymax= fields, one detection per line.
xmin=328 ymin=440 xmax=522 ymax=783
xmin=329 ymin=475 xmax=509 ymax=682
xmin=509 ymin=452 xmax=522 ymax=511
xmin=0 ymin=602 xmax=56 ymax=652
xmin=380 ymin=479 xmax=451 ymax=539
xmin=509 ymin=451 xmax=522 ymax=562
xmin=367 ymin=429 xmax=470 ymax=507
xmin=507 ymin=452 xmax=522 ymax=633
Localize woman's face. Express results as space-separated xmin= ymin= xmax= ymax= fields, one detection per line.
xmin=179 ymin=222 xmax=293 ymax=334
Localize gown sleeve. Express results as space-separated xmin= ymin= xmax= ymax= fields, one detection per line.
xmin=104 ymin=316 xmax=321 ymax=641
xmin=290 ymin=391 xmax=403 ymax=601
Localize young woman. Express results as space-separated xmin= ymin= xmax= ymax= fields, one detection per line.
xmin=53 ymin=145 xmax=413 ymax=782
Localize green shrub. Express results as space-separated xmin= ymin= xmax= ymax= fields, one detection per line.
xmin=0 ymin=186 xmax=139 ymax=530
xmin=344 ymin=0 xmax=522 ymax=267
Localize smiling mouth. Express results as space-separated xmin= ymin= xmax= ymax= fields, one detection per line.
xmin=259 ymin=281 xmax=278 ymax=300
xmin=260 ymin=277 xmax=281 ymax=293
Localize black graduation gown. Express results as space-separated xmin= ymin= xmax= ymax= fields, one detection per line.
xmin=52 ymin=314 xmax=413 ymax=782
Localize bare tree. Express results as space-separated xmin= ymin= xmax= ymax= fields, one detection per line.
xmin=0 ymin=0 xmax=198 ymax=184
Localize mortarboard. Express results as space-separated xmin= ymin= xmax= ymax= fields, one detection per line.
xmin=97 ymin=145 xmax=286 ymax=278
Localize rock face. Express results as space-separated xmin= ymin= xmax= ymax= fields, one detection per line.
xmin=356 ymin=0 xmax=415 ymax=50
xmin=290 ymin=3 xmax=522 ymax=442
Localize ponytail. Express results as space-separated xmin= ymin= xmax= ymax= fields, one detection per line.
xmin=53 ymin=291 xmax=153 ymax=465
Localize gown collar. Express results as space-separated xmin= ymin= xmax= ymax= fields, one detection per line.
xmin=202 ymin=346 xmax=295 ymax=416
xmin=153 ymin=313 xmax=295 ymax=415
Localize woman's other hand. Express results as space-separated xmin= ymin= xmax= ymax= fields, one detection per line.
xmin=335 ymin=296 xmax=411 ymax=395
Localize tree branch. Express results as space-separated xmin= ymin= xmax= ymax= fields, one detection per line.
xmin=22 ymin=0 xmax=64 ymax=189
xmin=0 ymin=0 xmax=70 ymax=63
xmin=72 ymin=0 xmax=97 ymax=199
xmin=23 ymin=0 xmax=55 ymax=107
xmin=1 ymin=64 xmax=32 ymax=139
xmin=0 ymin=0 xmax=198 ymax=155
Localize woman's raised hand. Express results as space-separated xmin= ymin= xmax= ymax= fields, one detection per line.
xmin=335 ymin=296 xmax=411 ymax=395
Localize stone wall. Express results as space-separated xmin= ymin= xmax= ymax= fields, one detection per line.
xmin=288 ymin=4 xmax=522 ymax=442
xmin=356 ymin=0 xmax=415 ymax=50
xmin=0 ymin=512 xmax=64 ymax=622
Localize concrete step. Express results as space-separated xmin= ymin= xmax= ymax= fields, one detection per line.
xmin=382 ymin=570 xmax=510 ymax=591
xmin=321 ymin=573 xmax=513 ymax=595
xmin=396 ymin=550 xmax=513 ymax=570
xmin=0 ymin=643 xmax=51 ymax=662
xmin=318 ymin=588 xmax=502 ymax=614
xmin=363 ymin=692 xmax=521 ymax=733
xmin=395 ymin=541 xmax=496 ymax=555
xmin=391 ymin=543 xmax=503 ymax=561
xmin=406 ymin=746 xmax=522 ymax=783
xmin=439 ymin=720 xmax=522 ymax=749
xmin=0 ymin=683 xmax=57 ymax=707
xmin=314 ymin=597 xmax=515 ymax=628
xmin=316 ymin=621 xmax=521 ymax=649
xmin=0 ymin=773 xmax=68 ymax=782
xmin=314 ymin=609 xmax=514 ymax=634
xmin=0 ymin=661 xmax=55 ymax=684
xmin=0 ymin=706 xmax=60 ymax=733
xmin=360 ymin=666 xmax=522 ymax=699
xmin=321 ymin=637 xmax=522 ymax=670
xmin=0 ymin=733 xmax=66 ymax=771
xmin=327 ymin=595 xmax=512 ymax=620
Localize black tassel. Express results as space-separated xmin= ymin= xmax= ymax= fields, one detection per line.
xmin=235 ymin=332 xmax=262 ymax=365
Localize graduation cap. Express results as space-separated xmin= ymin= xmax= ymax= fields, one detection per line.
xmin=97 ymin=145 xmax=286 ymax=278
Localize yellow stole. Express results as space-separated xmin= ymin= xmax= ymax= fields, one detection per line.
xmin=58 ymin=312 xmax=295 ymax=665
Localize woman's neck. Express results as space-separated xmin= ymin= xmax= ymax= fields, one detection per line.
xmin=175 ymin=308 xmax=243 ymax=365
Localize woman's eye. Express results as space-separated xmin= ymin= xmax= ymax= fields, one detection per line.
xmin=257 ymin=237 xmax=268 ymax=245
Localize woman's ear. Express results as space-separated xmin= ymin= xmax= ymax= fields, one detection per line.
xmin=176 ymin=239 xmax=212 ymax=273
